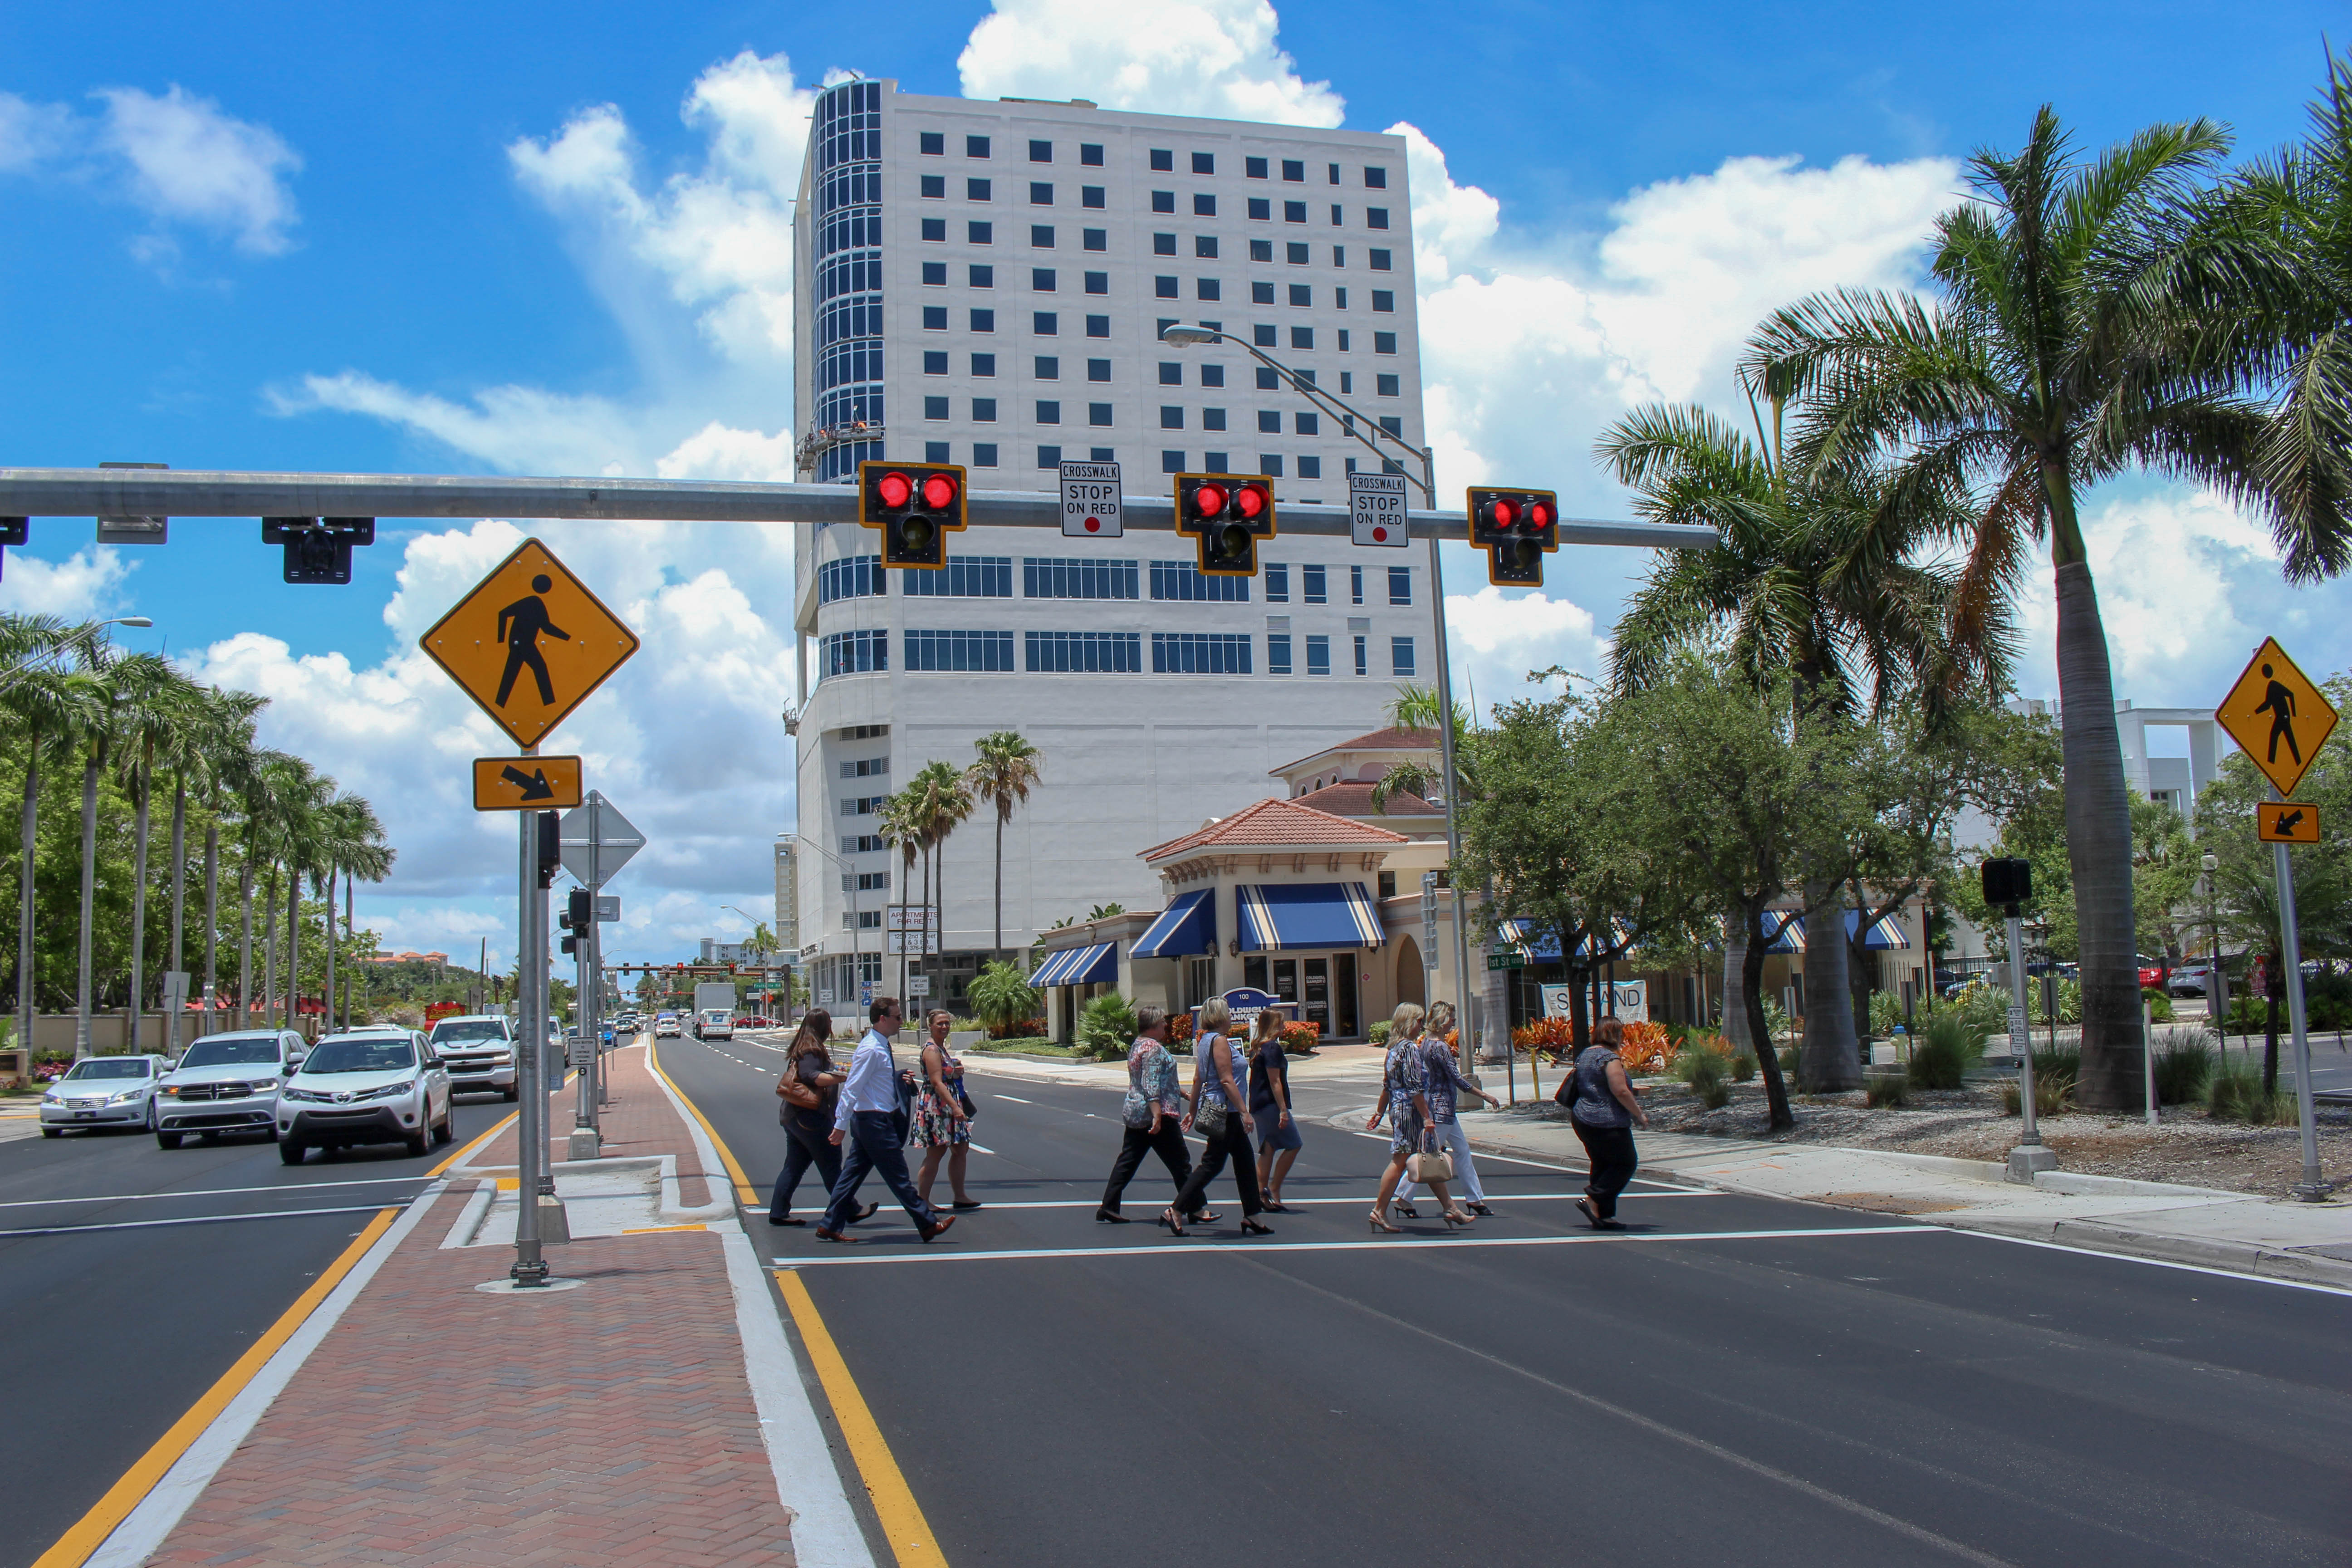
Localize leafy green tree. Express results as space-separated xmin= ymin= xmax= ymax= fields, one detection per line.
xmin=1749 ymin=108 xmax=2320 ymax=1108
xmin=963 ymin=730 xmax=1042 ymax=958
xmin=1 ymin=617 xmax=98 ymax=1053
xmin=965 ymin=960 xmax=1040 ymax=1036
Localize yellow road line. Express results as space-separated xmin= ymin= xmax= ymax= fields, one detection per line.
xmin=428 ymin=1108 xmax=519 ymax=1178
xmin=646 ymin=1038 xmax=759 ymax=1205
xmin=33 ymin=1206 xmax=400 ymax=1568
xmin=620 ymin=1223 xmax=707 ymax=1235
xmin=774 ymin=1269 xmax=950 ymax=1568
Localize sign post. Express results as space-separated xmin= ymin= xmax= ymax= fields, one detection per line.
xmin=1349 ymin=470 xmax=1409 ymax=547
xmin=559 ymin=793 xmax=644 ymax=1151
xmin=1058 ymin=460 xmax=1123 ymax=537
xmin=2215 ymin=638 xmax=2339 ymax=1202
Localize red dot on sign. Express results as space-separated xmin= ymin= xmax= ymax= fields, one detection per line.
xmin=1085 ymin=517 xmax=1100 ymax=532
xmin=1372 ymin=526 xmax=1387 ymax=542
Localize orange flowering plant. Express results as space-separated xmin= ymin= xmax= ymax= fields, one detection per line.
xmin=1617 ymin=1021 xmax=1678 ymax=1075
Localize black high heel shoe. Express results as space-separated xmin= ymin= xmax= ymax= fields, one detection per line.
xmin=1096 ymin=1208 xmax=1131 ymax=1223
xmin=1158 ymin=1208 xmax=1188 ymax=1236
xmin=1239 ymin=1218 xmax=1274 ymax=1236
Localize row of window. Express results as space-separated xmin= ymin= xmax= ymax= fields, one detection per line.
xmin=914 ymin=265 xmax=1395 ymax=313
xmin=915 ymin=132 xmax=1390 ymax=191
xmin=911 ymin=353 xmax=1398 ymax=402
xmin=918 ymin=307 xmax=1400 ymax=355
xmin=919 ymin=398 xmax=1349 ymax=435
xmin=1157 ymin=238 xmax=1393 ymax=269
xmin=917 ymin=177 xmax=1389 ymax=227
xmin=818 ymin=629 xmax=1414 ymax=680
xmin=822 ymin=554 xmax=1410 ymax=607
xmin=917 ymin=201 xmax=1384 ymax=242
xmin=907 ymin=441 xmax=1397 ymax=478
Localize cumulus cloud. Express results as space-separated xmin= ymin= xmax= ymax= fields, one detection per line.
xmin=93 ymin=85 xmax=301 ymax=254
xmin=0 ymin=543 xmax=136 ymax=618
xmin=1440 ymin=582 xmax=1609 ymax=715
xmin=959 ymin=0 xmax=1343 ymax=127
xmin=0 ymin=91 xmax=74 ymax=173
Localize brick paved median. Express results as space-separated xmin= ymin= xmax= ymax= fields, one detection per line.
xmin=144 ymin=1044 xmax=800 ymax=1567
xmin=470 ymin=1045 xmax=720 ymax=1206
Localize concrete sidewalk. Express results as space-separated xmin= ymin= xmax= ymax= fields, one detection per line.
xmin=1455 ymin=1107 xmax=2352 ymax=1290
xmin=91 ymin=1043 xmax=871 ymax=1568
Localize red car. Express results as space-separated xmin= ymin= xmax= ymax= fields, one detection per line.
xmin=2137 ymin=956 xmax=2169 ymax=990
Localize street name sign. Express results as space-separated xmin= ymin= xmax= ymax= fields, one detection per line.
xmin=2216 ymin=637 xmax=2337 ymax=800
xmin=1058 ymin=460 xmax=1123 ymax=537
xmin=2258 ymin=802 xmax=2323 ymax=845
xmin=1420 ymin=870 xmax=1441 ymax=970
xmin=420 ymin=538 xmax=640 ymax=750
xmin=558 ymin=791 xmax=644 ymax=890
xmin=1349 ymin=471 xmax=1409 ymax=547
xmin=472 ymin=755 xmax=584 ymax=810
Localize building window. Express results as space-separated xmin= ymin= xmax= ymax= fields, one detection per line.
xmin=1255 ymin=366 xmax=1279 ymax=389
xmin=1160 ymin=406 xmax=1184 ymax=429
xmin=1193 ymin=193 xmax=1216 ymax=216
xmin=1372 ymin=290 xmax=1396 ymax=313
xmin=1158 ymin=362 xmax=1183 ymax=386
xmin=1038 ymin=445 xmax=1063 ymax=467
xmin=1259 ymin=453 xmax=1285 ymax=477
xmin=1266 ymin=633 xmax=1292 ymax=674
xmin=921 ymin=218 xmax=946 ymax=242
xmin=1289 ymin=283 xmax=1312 ymax=307
xmin=922 ymin=261 xmax=947 ymax=286
xmin=1265 ymin=564 xmax=1289 ymax=602
xmin=1150 ymin=148 xmax=1174 ymax=172
xmin=1290 ymin=327 xmax=1314 ymax=350
xmin=969 ymin=220 xmax=993 ymax=244
xmin=1335 ymin=286 xmax=1348 ymax=309
xmin=1195 ymin=235 xmax=1219 ymax=258
xmin=966 ymin=177 xmax=994 ymax=202
xmin=1026 ymin=630 xmax=1142 ymax=671
xmin=971 ymin=308 xmax=996 ymax=332
xmin=1389 ymin=566 xmax=1411 ymax=605
xmin=968 ymin=355 xmax=996 ymax=382
xmin=1284 ymin=201 xmax=1307 ymax=223
xmin=1032 ymin=224 xmax=1055 ymax=248
xmin=923 ymin=306 xmax=948 ymax=330
xmin=1151 ymin=560 xmax=1250 ymax=603
xmin=1251 ymin=281 xmax=1276 ymax=305
xmin=1033 ymin=268 xmax=1056 ymax=291
xmin=1035 ymin=313 xmax=1058 ymax=336
xmin=818 ymin=554 xmax=886 ymax=604
xmin=1295 ymin=412 xmax=1318 ymax=435
xmin=842 ymin=833 xmax=886 ymax=855
xmin=1254 ymin=324 xmax=1278 ymax=347
xmin=1339 ymin=372 xmax=1352 ymax=394
xmin=1281 ymin=159 xmax=1304 ymax=182
xmin=1202 ymin=407 xmax=1226 ymax=431
xmin=903 ymin=629 xmax=1015 ymax=671
xmin=1256 ymin=410 xmax=1280 ymax=434
xmin=899 ymin=557 xmax=1013 ymax=598
xmin=1391 ymin=636 xmax=1415 ymax=675
xmin=924 ymin=396 xmax=949 ymax=420
xmin=1190 ymin=152 xmax=1215 ymax=175
xmin=1036 ymin=400 xmax=1061 ymax=423
xmin=1152 ymin=191 xmax=1176 ymax=213
xmin=1154 ymin=232 xmax=1178 ymax=255
xmin=1351 ymin=564 xmax=1364 ymax=604
xmin=1028 ymin=139 xmax=1053 ymax=163
xmin=1245 ymin=156 xmax=1268 ymax=179
xmin=1197 ymin=278 xmax=1221 ymax=300
xmin=1367 ymin=207 xmax=1390 ymax=230
xmin=1377 ymin=373 xmax=1400 ymax=397
xmin=1155 ymin=275 xmax=1178 ymax=298
xmin=1365 ymin=167 xmax=1388 ymax=189
xmin=1374 ymin=332 xmax=1397 ymax=354
xmin=1029 ymin=181 xmax=1052 ymax=205
xmin=1085 ymin=272 xmax=1109 ymax=294
xmin=1036 ymin=356 xmax=1060 ymax=378
xmin=1091 ymin=446 xmax=1115 ymax=461
xmin=1024 ymin=558 xmax=1138 ymax=599
xmin=1338 ymin=329 xmax=1352 ymax=351
xmin=1088 ymin=402 xmax=1113 ymax=425
xmin=1333 ymin=245 xmax=1346 ymax=266
xmin=966 ymin=135 xmax=990 ymax=158
xmin=973 ymin=397 xmax=997 ymax=421
xmin=855 ymin=871 xmax=891 ymax=892
xmin=1087 ymin=357 xmax=1111 ymax=378
xmin=969 ymin=264 xmax=994 ymax=287
xmin=1303 ymin=564 xmax=1327 ymax=604
xmin=1161 ymin=449 xmax=1185 ymax=472
xmin=1250 ymin=239 xmax=1274 ymax=262
xmin=1354 ymin=635 xmax=1369 ymax=676
xmin=1200 ymin=363 xmax=1225 ymax=387
xmin=1297 ymin=456 xmax=1321 ymax=479
xmin=1248 ymin=197 xmax=1271 ymax=221
xmin=1080 ymin=143 xmax=1104 ymax=166
xmin=1370 ymin=248 xmax=1392 ymax=271
xmin=1304 ymin=634 xmax=1330 ymax=676
xmin=1082 ymin=187 xmax=1105 ymax=210
xmin=973 ymin=443 xmax=999 ymax=467
xmin=923 ymin=350 xmax=948 ymax=374
xmin=839 ymin=794 xmax=887 ymax=817
xmin=921 ymin=174 xmax=946 ymax=199
xmin=1152 ymin=632 xmax=1253 ymax=674
xmin=1203 ymin=450 xmax=1229 ymax=470
xmin=920 ymin=132 xmax=944 ymax=156
xmin=819 ymin=629 xmax=887 ymax=679
xmin=1380 ymin=415 xmax=1403 ymax=436
xmin=925 ymin=441 xmax=950 ymax=462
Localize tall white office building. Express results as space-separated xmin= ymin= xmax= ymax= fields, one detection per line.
xmin=790 ymin=78 xmax=1431 ymax=1015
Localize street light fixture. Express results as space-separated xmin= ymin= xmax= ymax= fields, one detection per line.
xmin=1161 ymin=325 xmax=1480 ymax=1060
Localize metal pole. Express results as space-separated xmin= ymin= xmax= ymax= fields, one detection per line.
xmin=2143 ymin=995 xmax=2158 ymax=1127
xmin=2274 ymin=821 xmax=2325 ymax=1200
xmin=2004 ymin=909 xmax=2053 ymax=1181
xmin=510 ymin=795 xmax=546 ymax=1287
xmin=573 ymin=892 xmax=595 ymax=1143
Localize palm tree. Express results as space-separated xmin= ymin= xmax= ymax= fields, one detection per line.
xmin=318 ymin=793 xmax=392 ymax=1030
xmin=877 ymin=792 xmax=922 ymax=1002
xmin=1599 ymin=396 xmax=2001 ymax=1088
xmin=71 ymin=642 xmax=132 ymax=1058
xmin=0 ymin=615 xmax=93 ymax=1051
xmin=911 ymin=761 xmax=973 ymax=1001
xmin=110 ymin=656 xmax=201 ymax=1054
xmin=233 ymin=748 xmax=298 ymax=1027
xmin=962 ymin=731 xmax=1042 ymax=960
xmin=196 ymin=692 xmax=266 ymax=1030
xmin=1746 ymin=108 xmax=2311 ymax=1107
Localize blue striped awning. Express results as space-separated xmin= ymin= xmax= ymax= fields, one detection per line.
xmin=1132 ymin=890 xmax=1215 ymax=960
xmin=1236 ymin=883 xmax=1384 ymax=952
xmin=1765 ymin=910 xmax=1910 ymax=953
xmin=1496 ymin=917 xmax=1631 ymax=960
xmin=1028 ymin=942 xmax=1118 ymax=987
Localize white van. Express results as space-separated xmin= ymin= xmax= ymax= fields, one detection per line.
xmin=696 ymin=1008 xmax=735 ymax=1041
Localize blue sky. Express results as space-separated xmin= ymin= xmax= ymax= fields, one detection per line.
xmin=2 ymin=1 xmax=2344 ymax=968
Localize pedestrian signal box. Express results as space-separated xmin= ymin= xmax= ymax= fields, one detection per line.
xmin=858 ymin=461 xmax=968 ymax=569
xmin=1174 ymin=473 xmax=1276 ymax=577
xmin=1466 ymin=487 xmax=1558 ymax=586
xmin=263 ymin=516 xmax=375 ymax=585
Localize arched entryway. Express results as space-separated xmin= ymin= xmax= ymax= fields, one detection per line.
xmin=1396 ymin=936 xmax=1425 ymax=1006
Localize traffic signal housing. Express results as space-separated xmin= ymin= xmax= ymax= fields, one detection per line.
xmin=1980 ymin=857 xmax=2032 ymax=913
xmin=1173 ymin=473 xmax=1276 ymax=577
xmin=858 ymin=461 xmax=968 ymax=569
xmin=1465 ymin=487 xmax=1558 ymax=587
xmin=262 ymin=517 xmax=376 ymax=585
xmin=0 ymin=518 xmax=25 ymax=581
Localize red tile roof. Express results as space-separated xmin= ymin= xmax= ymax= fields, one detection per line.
xmin=1271 ymin=726 xmax=1441 ymax=779
xmin=1141 ymin=797 xmax=1412 ymax=862
xmin=1292 ymin=781 xmax=1440 ymax=818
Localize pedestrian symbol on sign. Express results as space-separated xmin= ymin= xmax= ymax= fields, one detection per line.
xmin=496 ymin=576 xmax=569 ymax=707
xmin=2215 ymin=637 xmax=2338 ymax=800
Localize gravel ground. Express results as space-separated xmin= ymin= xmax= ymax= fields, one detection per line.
xmin=1502 ymin=1079 xmax=2351 ymax=1198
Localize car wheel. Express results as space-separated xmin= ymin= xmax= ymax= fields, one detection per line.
xmin=279 ymin=1138 xmax=306 ymax=1165
xmin=403 ymin=1116 xmax=431 ymax=1157
xmin=502 ymin=1084 xmax=519 ymax=1102
xmin=157 ymin=1131 xmax=183 ymax=1150
xmin=432 ymin=1104 xmax=453 ymax=1146
xmin=40 ymin=1127 xmax=61 ymax=1138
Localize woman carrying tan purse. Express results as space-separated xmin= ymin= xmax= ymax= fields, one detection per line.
xmin=769 ymin=1010 xmax=871 ymax=1227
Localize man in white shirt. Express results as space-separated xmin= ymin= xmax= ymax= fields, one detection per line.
xmin=817 ymin=997 xmax=956 ymax=1244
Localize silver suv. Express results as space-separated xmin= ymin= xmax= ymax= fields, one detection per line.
xmin=427 ymin=1014 xmax=519 ymax=1101
xmin=156 ymin=1030 xmax=306 ymax=1147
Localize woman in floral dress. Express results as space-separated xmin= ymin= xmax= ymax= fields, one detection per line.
xmin=912 ymin=1009 xmax=982 ymax=1210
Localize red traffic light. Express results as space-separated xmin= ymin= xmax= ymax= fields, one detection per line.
xmin=1193 ymin=483 xmax=1228 ymax=519
xmin=1234 ymin=483 xmax=1268 ymax=520
xmin=921 ymin=473 xmax=958 ymax=510
xmin=876 ymin=471 xmax=912 ymax=509
xmin=1525 ymin=499 xmax=1553 ymax=530
xmin=1480 ymin=497 xmax=1518 ymax=530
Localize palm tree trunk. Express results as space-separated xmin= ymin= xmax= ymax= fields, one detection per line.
xmin=261 ymin=868 xmax=278 ymax=1029
xmin=203 ymin=820 xmax=220 ymax=1034
xmin=17 ymin=737 xmax=39 ymax=1060
xmin=285 ymin=867 xmax=300 ymax=1037
xmin=921 ymin=843 xmax=934 ymax=1017
xmin=1720 ymin=910 xmax=1751 ymax=1053
xmin=169 ymin=774 xmax=186 ymax=1055
xmin=128 ymin=764 xmax=151 ymax=1055
xmin=2052 ymin=557 xmax=2143 ymax=1109
xmin=342 ymin=878 xmax=354 ymax=1028
xmin=74 ymin=750 xmax=99 ymax=1059
xmin=1797 ymin=884 xmax=1862 ymax=1090
xmin=1744 ymin=902 xmax=1793 ymax=1129
xmin=236 ymin=840 xmax=254 ymax=1028
xmin=322 ymin=867 xmax=336 ymax=1039
xmin=993 ymin=808 xmax=1004 ymax=960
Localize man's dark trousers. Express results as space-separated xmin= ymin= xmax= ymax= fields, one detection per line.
xmin=822 ymin=1110 xmax=941 ymax=1232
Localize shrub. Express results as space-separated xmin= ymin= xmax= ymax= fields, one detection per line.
xmin=1868 ymin=989 xmax=1907 ymax=1036
xmin=1761 ymin=996 xmax=1794 ymax=1046
xmin=967 ymin=960 xmax=1042 ymax=1034
xmin=1676 ymin=1046 xmax=1732 ymax=1109
xmin=1906 ymin=1009 xmax=1984 ymax=1091
xmin=2208 ymin=1059 xmax=2286 ymax=1125
xmin=1934 ymin=981 xmax=2009 ymax=1040
xmin=989 ymin=1015 xmax=1047 ymax=1041
xmin=1729 ymin=1052 xmax=1757 ymax=1082
xmin=1369 ymin=1020 xmax=1391 ymax=1046
xmin=1166 ymin=1010 xmax=1196 ymax=1054
xmin=1619 ymin=1020 xmax=1677 ymax=1075
xmin=1076 ymin=993 xmax=1138 ymax=1060
xmin=2141 ymin=988 xmax=2174 ymax=1024
xmin=1865 ymin=1070 xmax=1910 ymax=1108
xmin=2152 ymin=1030 xmax=2215 ymax=1105
xmin=1279 ymin=1019 xmax=1320 ymax=1055
xmin=1511 ymin=1016 xmax=1577 ymax=1061
xmin=1998 ymin=1057 xmax=2074 ymax=1117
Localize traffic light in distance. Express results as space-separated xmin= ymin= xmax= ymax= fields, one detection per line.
xmin=563 ymin=887 xmax=591 ymax=934
xmin=560 ymin=935 xmax=578 ymax=955
xmin=261 ymin=517 xmax=375 ymax=585
xmin=1174 ymin=473 xmax=1276 ymax=577
xmin=536 ymin=812 xmax=560 ymax=888
xmin=858 ymin=461 xmax=968 ymax=569
xmin=1980 ymin=857 xmax=2032 ymax=912
xmin=1465 ymin=487 xmax=1558 ymax=587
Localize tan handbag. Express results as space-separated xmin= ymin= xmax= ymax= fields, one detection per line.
xmin=1407 ymin=1145 xmax=1455 ymax=1184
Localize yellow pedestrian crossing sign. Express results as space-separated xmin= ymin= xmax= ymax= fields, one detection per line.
xmin=420 ymin=539 xmax=639 ymax=750
xmin=2217 ymin=638 xmax=2337 ymax=800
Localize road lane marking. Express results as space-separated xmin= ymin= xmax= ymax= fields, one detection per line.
xmin=30 ymin=1206 xmax=400 ymax=1568
xmin=862 ymin=1191 xmax=1723 ymax=1211
xmin=0 ymin=1203 xmax=406 ymax=1239
xmin=0 ymin=1175 xmax=434 ymax=1210
xmin=646 ymin=1038 xmax=760 ymax=1204
xmin=1953 ymin=1227 xmax=2352 ymax=1298
xmin=992 ymin=1094 xmax=1031 ymax=1103
xmin=428 ymin=1109 xmax=519 ymax=1179
xmin=774 ymin=1223 xmax=1943 ymax=1266
xmin=774 ymin=1269 xmax=948 ymax=1568
xmin=967 ymin=1143 xmax=996 ymax=1155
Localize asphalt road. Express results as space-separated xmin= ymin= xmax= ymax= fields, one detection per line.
xmin=0 ymin=1085 xmax=520 ymax=1568
xmin=664 ymin=1033 xmax=2352 ymax=1568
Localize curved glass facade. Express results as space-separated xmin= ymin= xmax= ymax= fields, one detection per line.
xmin=814 ymin=80 xmax=885 ymax=481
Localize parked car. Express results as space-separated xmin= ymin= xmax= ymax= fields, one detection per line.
xmin=39 ymin=1054 xmax=167 ymax=1137
xmin=653 ymin=1012 xmax=682 ymax=1038
xmin=2167 ymin=965 xmax=2218 ymax=997
xmin=155 ymin=1030 xmax=306 ymax=1147
xmin=276 ymin=1031 xmax=453 ymax=1164
xmin=2137 ymin=955 xmax=2171 ymax=990
xmin=427 ymin=1014 xmax=520 ymax=1101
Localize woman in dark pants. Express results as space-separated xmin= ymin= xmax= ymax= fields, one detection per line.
xmin=1098 ymin=1005 xmax=1192 ymax=1221
xmin=1568 ymin=1017 xmax=1647 ymax=1230
xmin=1164 ymin=998 xmax=1273 ymax=1237
xmin=770 ymin=1010 xmax=848 ymax=1225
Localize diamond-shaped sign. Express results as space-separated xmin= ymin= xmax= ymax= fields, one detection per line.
xmin=420 ymin=538 xmax=638 ymax=749
xmin=560 ymin=791 xmax=643 ymax=890
xmin=2216 ymin=637 xmax=2338 ymax=800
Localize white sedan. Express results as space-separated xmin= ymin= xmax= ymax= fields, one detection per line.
xmin=39 ymin=1055 xmax=167 ymax=1136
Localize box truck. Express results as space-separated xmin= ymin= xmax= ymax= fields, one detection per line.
xmin=693 ymin=981 xmax=736 ymax=1040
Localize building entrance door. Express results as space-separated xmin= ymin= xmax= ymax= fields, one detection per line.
xmin=1302 ymin=958 xmax=1329 ymax=1036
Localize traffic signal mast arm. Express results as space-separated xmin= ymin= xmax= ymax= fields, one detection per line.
xmin=0 ymin=468 xmax=1715 ymax=550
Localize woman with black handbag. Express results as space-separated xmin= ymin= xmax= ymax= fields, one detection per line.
xmin=769 ymin=1011 xmax=868 ymax=1227
xmin=913 ymin=1009 xmax=984 ymax=1210
xmin=1163 ymin=998 xmax=1273 ymax=1237
xmin=1567 ymin=1017 xmax=1647 ymax=1230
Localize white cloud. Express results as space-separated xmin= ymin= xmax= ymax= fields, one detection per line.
xmin=0 ymin=91 xmax=74 ymax=173
xmin=93 ymin=84 xmax=301 ymax=254
xmin=272 ymin=372 xmax=656 ymax=477
xmin=1441 ymin=581 xmax=1609 ymax=715
xmin=959 ymin=0 xmax=1343 ymax=127
xmin=0 ymin=543 xmax=136 ymax=618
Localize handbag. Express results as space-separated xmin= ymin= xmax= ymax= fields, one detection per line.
xmin=1407 ymin=1140 xmax=1455 ymax=1184
xmin=779 ymin=1067 xmax=821 ymax=1112
xmin=1193 ymin=1096 xmax=1229 ymax=1138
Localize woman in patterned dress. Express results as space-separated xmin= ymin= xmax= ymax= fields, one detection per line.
xmin=912 ymin=1009 xmax=982 ymax=1210
xmin=1366 ymin=1002 xmax=1470 ymax=1231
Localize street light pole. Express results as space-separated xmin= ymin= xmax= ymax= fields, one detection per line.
xmin=1161 ymin=326 xmax=1478 ymax=1059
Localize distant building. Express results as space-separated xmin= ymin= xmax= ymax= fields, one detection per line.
xmin=363 ymin=951 xmax=448 ymax=967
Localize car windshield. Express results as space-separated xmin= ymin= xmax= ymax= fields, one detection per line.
xmin=431 ymin=1021 xmax=508 ymax=1044
xmin=304 ymin=1039 xmax=417 ymax=1074
xmin=180 ymin=1037 xmax=283 ymax=1067
xmin=65 ymin=1058 xmax=151 ymax=1080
